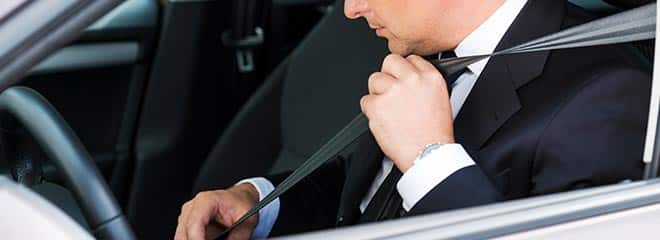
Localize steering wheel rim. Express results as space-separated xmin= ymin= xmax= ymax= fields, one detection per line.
xmin=0 ymin=87 xmax=135 ymax=239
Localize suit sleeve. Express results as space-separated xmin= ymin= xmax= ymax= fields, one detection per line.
xmin=265 ymin=156 xmax=346 ymax=236
xmin=408 ymin=67 xmax=650 ymax=216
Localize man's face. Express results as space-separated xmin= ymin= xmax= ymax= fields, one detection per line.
xmin=344 ymin=0 xmax=499 ymax=56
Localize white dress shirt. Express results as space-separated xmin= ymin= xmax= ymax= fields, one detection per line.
xmin=240 ymin=0 xmax=527 ymax=238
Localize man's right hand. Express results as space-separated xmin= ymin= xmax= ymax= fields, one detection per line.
xmin=174 ymin=183 xmax=260 ymax=240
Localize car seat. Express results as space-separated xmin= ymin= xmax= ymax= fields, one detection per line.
xmin=194 ymin=0 xmax=388 ymax=192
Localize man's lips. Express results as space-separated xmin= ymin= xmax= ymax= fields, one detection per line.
xmin=368 ymin=21 xmax=383 ymax=29
xmin=367 ymin=22 xmax=386 ymax=36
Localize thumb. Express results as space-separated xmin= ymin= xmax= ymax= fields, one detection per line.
xmin=203 ymin=221 xmax=226 ymax=240
xmin=226 ymin=215 xmax=258 ymax=240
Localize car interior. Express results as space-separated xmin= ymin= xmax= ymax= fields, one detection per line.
xmin=0 ymin=0 xmax=655 ymax=239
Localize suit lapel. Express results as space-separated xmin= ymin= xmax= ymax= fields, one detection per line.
xmin=454 ymin=0 xmax=565 ymax=150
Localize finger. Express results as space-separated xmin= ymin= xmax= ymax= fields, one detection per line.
xmin=406 ymin=55 xmax=438 ymax=72
xmin=360 ymin=95 xmax=374 ymax=117
xmin=204 ymin=209 xmax=234 ymax=240
xmin=381 ymin=54 xmax=418 ymax=79
xmin=227 ymin=219 xmax=256 ymax=240
xmin=179 ymin=201 xmax=192 ymax=226
xmin=407 ymin=54 xmax=449 ymax=88
xmin=226 ymin=216 xmax=257 ymax=240
xmin=174 ymin=225 xmax=187 ymax=240
xmin=186 ymin=196 xmax=219 ymax=240
xmin=227 ymin=226 xmax=254 ymax=240
xmin=174 ymin=201 xmax=192 ymax=240
xmin=204 ymin=221 xmax=226 ymax=240
xmin=368 ymin=72 xmax=396 ymax=95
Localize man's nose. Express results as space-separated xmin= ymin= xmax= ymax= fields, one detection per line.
xmin=344 ymin=0 xmax=369 ymax=19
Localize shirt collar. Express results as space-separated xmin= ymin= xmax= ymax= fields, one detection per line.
xmin=446 ymin=0 xmax=528 ymax=76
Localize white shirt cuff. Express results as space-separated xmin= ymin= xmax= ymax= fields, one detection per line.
xmin=396 ymin=143 xmax=475 ymax=211
xmin=236 ymin=177 xmax=280 ymax=239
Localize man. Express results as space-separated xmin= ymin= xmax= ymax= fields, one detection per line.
xmin=175 ymin=0 xmax=651 ymax=239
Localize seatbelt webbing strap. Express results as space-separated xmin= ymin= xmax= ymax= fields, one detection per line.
xmin=221 ymin=114 xmax=370 ymax=236
xmin=431 ymin=3 xmax=655 ymax=77
xmin=222 ymin=3 xmax=656 ymax=235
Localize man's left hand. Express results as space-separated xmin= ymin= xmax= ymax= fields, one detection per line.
xmin=361 ymin=54 xmax=455 ymax=173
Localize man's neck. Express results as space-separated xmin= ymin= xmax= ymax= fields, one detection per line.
xmin=451 ymin=0 xmax=528 ymax=75
xmin=447 ymin=0 xmax=507 ymax=50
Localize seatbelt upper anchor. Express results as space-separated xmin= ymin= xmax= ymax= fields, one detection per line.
xmin=222 ymin=27 xmax=264 ymax=73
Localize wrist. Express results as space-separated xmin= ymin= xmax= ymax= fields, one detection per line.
xmin=416 ymin=142 xmax=448 ymax=159
xmin=409 ymin=136 xmax=454 ymax=163
xmin=231 ymin=183 xmax=260 ymax=205
xmin=406 ymin=140 xmax=454 ymax=169
xmin=433 ymin=134 xmax=455 ymax=145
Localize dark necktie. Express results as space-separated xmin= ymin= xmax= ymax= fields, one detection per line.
xmin=439 ymin=51 xmax=467 ymax=94
xmin=358 ymin=51 xmax=468 ymax=223
xmin=358 ymin=167 xmax=404 ymax=223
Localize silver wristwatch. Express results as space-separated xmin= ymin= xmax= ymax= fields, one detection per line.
xmin=415 ymin=142 xmax=446 ymax=162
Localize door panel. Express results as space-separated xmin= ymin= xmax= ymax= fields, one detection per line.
xmin=29 ymin=42 xmax=139 ymax=75
xmin=12 ymin=0 xmax=159 ymax=201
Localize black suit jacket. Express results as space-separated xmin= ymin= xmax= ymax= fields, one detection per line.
xmin=267 ymin=0 xmax=651 ymax=235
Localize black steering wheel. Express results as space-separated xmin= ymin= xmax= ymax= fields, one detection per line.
xmin=0 ymin=87 xmax=135 ymax=239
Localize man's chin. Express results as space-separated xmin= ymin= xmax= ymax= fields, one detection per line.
xmin=387 ymin=41 xmax=442 ymax=57
xmin=387 ymin=41 xmax=412 ymax=56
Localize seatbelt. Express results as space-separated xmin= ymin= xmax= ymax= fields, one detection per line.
xmin=223 ymin=0 xmax=265 ymax=74
xmin=221 ymin=3 xmax=656 ymax=235
xmin=223 ymin=0 xmax=267 ymax=100
xmin=431 ymin=2 xmax=655 ymax=77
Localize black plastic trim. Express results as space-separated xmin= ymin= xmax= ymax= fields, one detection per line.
xmin=29 ymin=42 xmax=139 ymax=75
